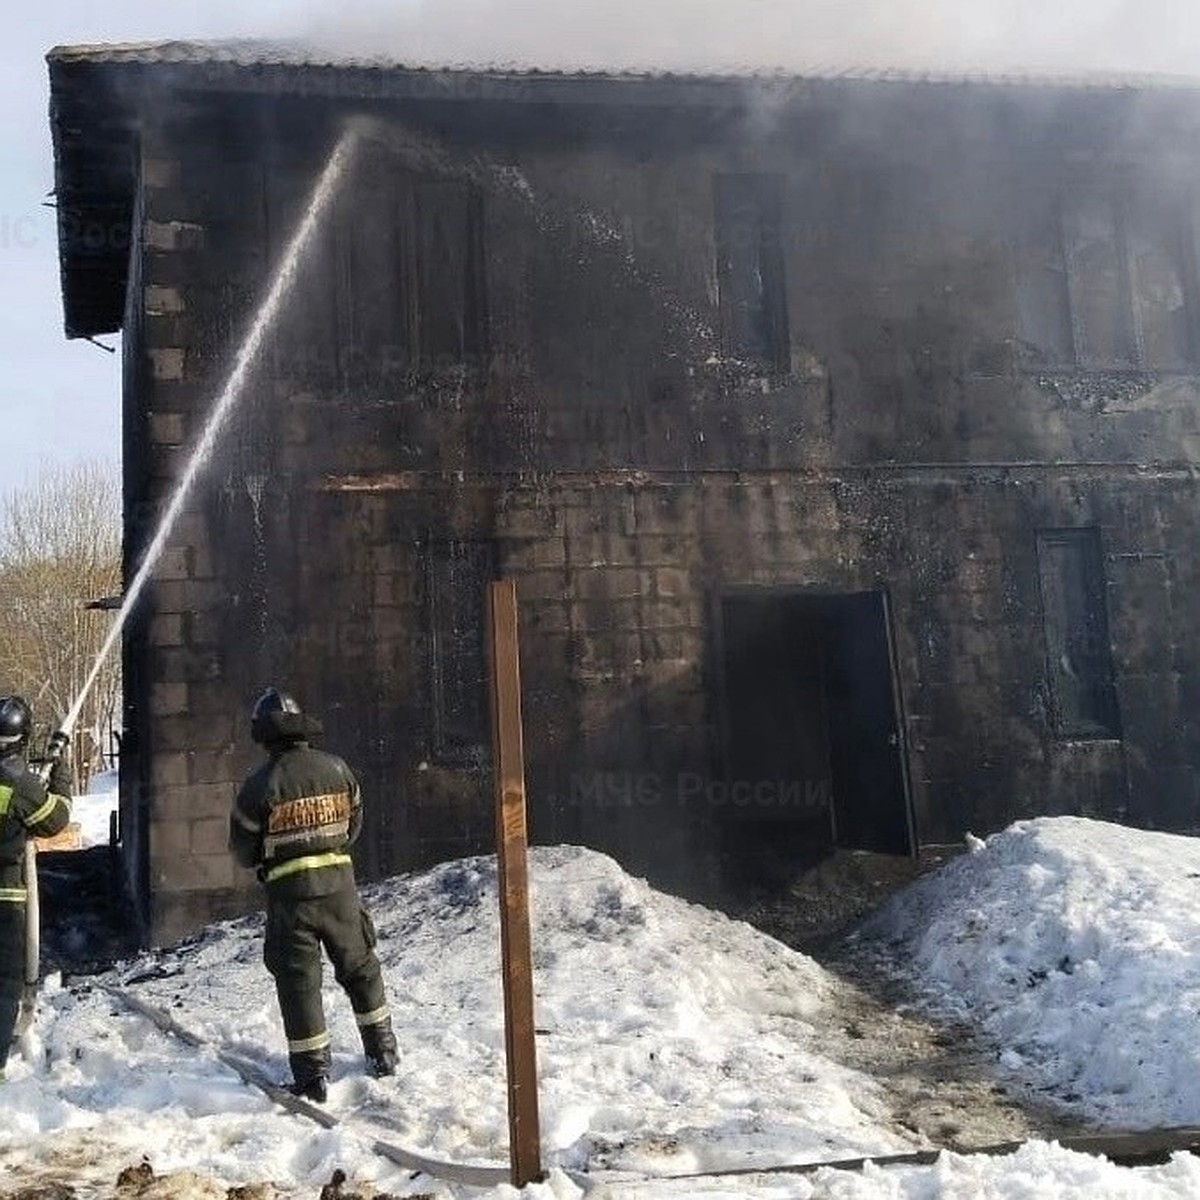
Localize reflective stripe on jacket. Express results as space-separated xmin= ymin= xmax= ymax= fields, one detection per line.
xmin=229 ymin=740 xmax=362 ymax=899
xmin=264 ymin=851 xmax=353 ymax=884
xmin=0 ymin=755 xmax=72 ymax=902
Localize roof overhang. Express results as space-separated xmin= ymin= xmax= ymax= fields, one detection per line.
xmin=47 ymin=40 xmax=1200 ymax=341
xmin=48 ymin=43 xmax=816 ymax=340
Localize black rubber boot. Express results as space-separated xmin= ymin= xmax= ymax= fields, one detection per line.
xmin=361 ymin=1017 xmax=398 ymax=1078
xmin=288 ymin=1046 xmax=331 ymax=1103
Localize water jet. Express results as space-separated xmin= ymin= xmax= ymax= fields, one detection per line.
xmin=59 ymin=123 xmax=363 ymax=741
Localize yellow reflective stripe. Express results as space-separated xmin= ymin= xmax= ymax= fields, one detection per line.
xmin=264 ymin=852 xmax=352 ymax=883
xmin=26 ymin=794 xmax=68 ymax=827
xmin=0 ymin=888 xmax=28 ymax=903
xmin=354 ymin=1005 xmax=391 ymax=1028
xmin=287 ymin=1030 xmax=331 ymax=1053
xmin=264 ymin=822 xmax=350 ymax=859
xmin=0 ymin=785 xmax=11 ymax=817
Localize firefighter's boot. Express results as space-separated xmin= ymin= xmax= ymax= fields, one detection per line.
xmin=288 ymin=1045 xmax=331 ymax=1103
xmin=361 ymin=1017 xmax=398 ymax=1078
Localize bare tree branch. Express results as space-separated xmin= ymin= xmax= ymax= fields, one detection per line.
xmin=0 ymin=460 xmax=121 ymax=786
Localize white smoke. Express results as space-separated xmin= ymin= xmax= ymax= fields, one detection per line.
xmin=290 ymin=0 xmax=1200 ymax=78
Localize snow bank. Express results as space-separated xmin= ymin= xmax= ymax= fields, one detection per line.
xmin=857 ymin=816 xmax=1200 ymax=1128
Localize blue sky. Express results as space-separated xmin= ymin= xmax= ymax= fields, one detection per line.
xmin=7 ymin=1 xmax=309 ymax=485
xmin=9 ymin=1 xmax=1199 ymax=485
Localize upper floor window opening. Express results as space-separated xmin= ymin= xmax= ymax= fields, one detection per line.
xmin=714 ymin=173 xmax=790 ymax=372
xmin=1035 ymin=526 xmax=1122 ymax=741
xmin=1018 ymin=180 xmax=1200 ymax=373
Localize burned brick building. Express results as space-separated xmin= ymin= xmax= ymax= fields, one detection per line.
xmin=49 ymin=42 xmax=1200 ymax=945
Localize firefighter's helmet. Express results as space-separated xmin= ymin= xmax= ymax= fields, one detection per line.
xmin=250 ymin=687 xmax=303 ymax=744
xmin=0 ymin=695 xmax=33 ymax=754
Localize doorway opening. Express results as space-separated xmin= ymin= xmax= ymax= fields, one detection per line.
xmin=714 ymin=587 xmax=915 ymax=892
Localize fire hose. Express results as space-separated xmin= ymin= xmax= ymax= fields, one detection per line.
xmin=16 ymin=727 xmax=72 ymax=1040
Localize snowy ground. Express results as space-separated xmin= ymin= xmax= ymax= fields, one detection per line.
xmin=5 ymin=819 xmax=1200 ymax=1198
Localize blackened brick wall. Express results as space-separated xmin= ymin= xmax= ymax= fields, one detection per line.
xmin=118 ymin=85 xmax=1200 ymax=945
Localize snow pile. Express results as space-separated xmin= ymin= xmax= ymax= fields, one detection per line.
xmin=2 ymin=845 xmax=916 ymax=1196
xmin=121 ymin=846 xmax=908 ymax=1175
xmin=8 ymin=824 xmax=1200 ymax=1196
xmin=856 ymin=816 xmax=1200 ymax=1128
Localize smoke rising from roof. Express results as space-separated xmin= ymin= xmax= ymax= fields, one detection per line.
xmin=293 ymin=0 xmax=1200 ymax=78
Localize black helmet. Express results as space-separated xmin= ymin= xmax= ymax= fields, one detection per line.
xmin=0 ymin=695 xmax=32 ymax=754
xmin=250 ymin=687 xmax=304 ymax=745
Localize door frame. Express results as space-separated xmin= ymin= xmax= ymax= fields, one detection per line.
xmin=710 ymin=583 xmax=917 ymax=857
xmin=877 ymin=587 xmax=918 ymax=858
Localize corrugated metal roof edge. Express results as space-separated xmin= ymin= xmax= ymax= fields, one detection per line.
xmin=45 ymin=38 xmax=1200 ymax=93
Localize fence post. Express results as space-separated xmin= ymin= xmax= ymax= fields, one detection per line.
xmin=487 ymin=579 xmax=543 ymax=1187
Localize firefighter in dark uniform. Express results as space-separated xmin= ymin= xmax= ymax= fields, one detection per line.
xmin=0 ymin=695 xmax=72 ymax=1080
xmin=229 ymin=688 xmax=397 ymax=1102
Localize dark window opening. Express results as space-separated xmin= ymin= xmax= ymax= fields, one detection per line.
xmin=280 ymin=164 xmax=488 ymax=389
xmin=1016 ymin=196 xmax=1075 ymax=366
xmin=1127 ymin=199 xmax=1197 ymax=369
xmin=1019 ymin=185 xmax=1197 ymax=370
xmin=1065 ymin=191 xmax=1140 ymax=367
xmin=1036 ymin=528 xmax=1121 ymax=740
xmin=426 ymin=540 xmax=494 ymax=767
xmin=409 ymin=179 xmax=488 ymax=368
xmin=714 ymin=173 xmax=790 ymax=370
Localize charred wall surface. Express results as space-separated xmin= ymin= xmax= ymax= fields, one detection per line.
xmin=116 ymin=79 xmax=1200 ymax=944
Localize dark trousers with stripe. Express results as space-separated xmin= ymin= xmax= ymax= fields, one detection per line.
xmin=0 ymin=903 xmax=25 ymax=1071
xmin=264 ymin=882 xmax=389 ymax=1077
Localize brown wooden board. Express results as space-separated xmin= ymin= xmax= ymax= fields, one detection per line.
xmin=487 ymin=579 xmax=544 ymax=1188
xmin=36 ymin=823 xmax=84 ymax=852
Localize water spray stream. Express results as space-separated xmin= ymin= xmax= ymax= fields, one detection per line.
xmin=60 ymin=124 xmax=361 ymax=740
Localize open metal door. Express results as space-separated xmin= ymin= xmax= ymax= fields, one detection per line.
xmin=821 ymin=589 xmax=915 ymax=856
xmin=714 ymin=587 xmax=915 ymax=886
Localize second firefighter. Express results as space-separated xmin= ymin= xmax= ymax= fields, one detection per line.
xmin=229 ymin=688 xmax=398 ymax=1102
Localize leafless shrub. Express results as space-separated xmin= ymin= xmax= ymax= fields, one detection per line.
xmin=0 ymin=460 xmax=121 ymax=787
